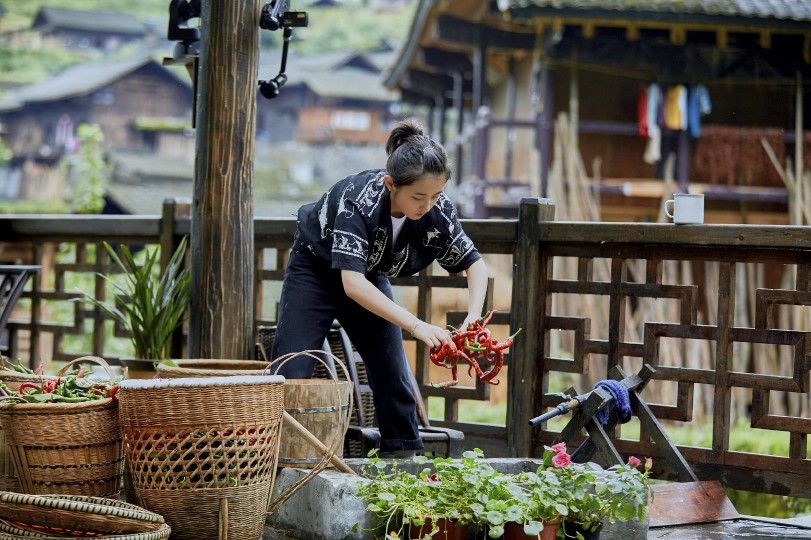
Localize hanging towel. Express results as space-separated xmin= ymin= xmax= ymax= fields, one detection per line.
xmin=688 ymin=84 xmax=712 ymax=138
xmin=638 ymin=86 xmax=648 ymax=137
xmin=664 ymin=85 xmax=687 ymax=130
xmin=594 ymin=379 xmax=632 ymax=425
xmin=644 ymin=83 xmax=662 ymax=163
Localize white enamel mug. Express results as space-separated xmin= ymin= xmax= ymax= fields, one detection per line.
xmin=664 ymin=193 xmax=704 ymax=224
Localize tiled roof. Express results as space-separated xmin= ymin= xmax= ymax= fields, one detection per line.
xmin=32 ymin=6 xmax=148 ymax=36
xmin=497 ymin=0 xmax=811 ymax=22
xmin=0 ymin=56 xmax=191 ymax=112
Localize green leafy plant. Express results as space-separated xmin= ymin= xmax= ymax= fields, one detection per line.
xmin=541 ymin=443 xmax=651 ymax=539
xmin=79 ymin=237 xmax=191 ymax=360
xmin=354 ymin=449 xmax=495 ymax=539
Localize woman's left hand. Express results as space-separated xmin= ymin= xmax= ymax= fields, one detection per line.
xmin=460 ymin=314 xmax=481 ymax=332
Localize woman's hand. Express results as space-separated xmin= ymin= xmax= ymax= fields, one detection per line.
xmin=460 ymin=314 xmax=481 ymax=332
xmin=411 ymin=320 xmax=453 ymax=350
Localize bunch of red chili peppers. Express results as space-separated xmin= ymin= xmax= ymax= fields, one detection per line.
xmin=428 ymin=310 xmax=520 ymax=388
xmin=0 ymin=362 xmax=120 ymax=404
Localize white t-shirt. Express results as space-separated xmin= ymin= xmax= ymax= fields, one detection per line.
xmin=391 ymin=215 xmax=407 ymax=244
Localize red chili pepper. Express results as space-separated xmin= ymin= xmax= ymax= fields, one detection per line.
xmin=42 ymin=379 xmax=58 ymax=394
xmin=18 ymin=382 xmax=42 ymax=394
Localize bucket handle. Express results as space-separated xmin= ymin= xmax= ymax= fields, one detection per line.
xmin=264 ymin=349 xmax=355 ymax=515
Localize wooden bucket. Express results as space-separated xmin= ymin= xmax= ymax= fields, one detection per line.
xmin=269 ymin=351 xmax=353 ymax=470
xmin=278 ymin=378 xmax=352 ymax=468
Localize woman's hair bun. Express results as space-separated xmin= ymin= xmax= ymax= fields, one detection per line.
xmin=386 ymin=119 xmax=424 ymax=156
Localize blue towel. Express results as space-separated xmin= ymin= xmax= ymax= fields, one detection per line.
xmin=594 ymin=379 xmax=632 ymax=425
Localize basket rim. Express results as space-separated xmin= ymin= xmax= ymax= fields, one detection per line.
xmin=0 ymin=519 xmax=171 ymax=539
xmin=119 ymin=374 xmax=284 ymax=389
xmin=0 ymin=370 xmax=58 ymax=382
xmin=0 ymin=397 xmax=115 ymax=413
xmin=0 ymin=492 xmax=165 ymax=527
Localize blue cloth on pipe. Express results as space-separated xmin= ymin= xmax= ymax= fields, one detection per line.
xmin=594 ymin=379 xmax=632 ymax=425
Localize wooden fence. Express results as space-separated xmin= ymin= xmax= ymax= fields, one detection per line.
xmin=1 ymin=198 xmax=810 ymax=497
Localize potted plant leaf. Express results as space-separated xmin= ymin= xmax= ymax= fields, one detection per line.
xmin=354 ymin=450 xmax=493 ymax=539
xmin=79 ymin=237 xmax=191 ymax=374
xmin=541 ymin=443 xmax=651 ymax=540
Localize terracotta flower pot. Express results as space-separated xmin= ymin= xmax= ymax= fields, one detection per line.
xmin=407 ymin=517 xmax=469 ymax=539
xmin=503 ymin=518 xmax=560 ymax=540
xmin=560 ymin=520 xmax=603 ymax=539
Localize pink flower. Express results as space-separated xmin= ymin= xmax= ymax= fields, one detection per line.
xmin=628 ymin=456 xmax=641 ymax=468
xmin=551 ymin=451 xmax=571 ymax=468
xmin=550 ymin=442 xmax=567 ymax=454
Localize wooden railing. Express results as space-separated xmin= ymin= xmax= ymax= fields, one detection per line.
xmin=1 ymin=198 xmax=810 ymax=497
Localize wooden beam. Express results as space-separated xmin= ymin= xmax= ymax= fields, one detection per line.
xmin=437 ymin=14 xmax=535 ymax=51
xmin=422 ymin=47 xmax=473 ymax=73
xmin=190 ymin=0 xmax=258 ymax=359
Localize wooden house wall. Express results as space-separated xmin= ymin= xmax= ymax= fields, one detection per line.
xmin=295 ymin=107 xmax=391 ymax=145
xmin=3 ymin=66 xmax=191 ymax=156
xmin=485 ymin=54 xmax=538 ymax=187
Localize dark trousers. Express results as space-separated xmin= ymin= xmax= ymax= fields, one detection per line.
xmin=270 ymin=234 xmax=423 ymax=452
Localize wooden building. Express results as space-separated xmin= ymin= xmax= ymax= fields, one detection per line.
xmin=0 ymin=56 xmax=192 ymax=202
xmin=256 ymin=46 xmax=401 ymax=145
xmin=385 ymin=0 xmax=811 ymax=223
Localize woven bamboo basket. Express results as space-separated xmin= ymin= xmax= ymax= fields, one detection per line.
xmin=0 ymin=398 xmax=123 ymax=498
xmin=117 ymin=375 xmax=285 ymax=540
xmin=154 ymin=359 xmax=270 ymax=378
xmin=0 ymin=369 xmax=59 ymax=493
xmin=0 ymin=521 xmax=171 ymax=539
xmin=0 ymin=492 xmax=165 ymax=536
xmin=0 ymin=357 xmax=124 ymax=498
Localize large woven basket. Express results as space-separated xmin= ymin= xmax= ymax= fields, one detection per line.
xmin=154 ymin=359 xmax=270 ymax=378
xmin=0 ymin=492 xmax=165 ymax=536
xmin=0 ymin=357 xmax=123 ymax=498
xmin=117 ymin=375 xmax=285 ymax=540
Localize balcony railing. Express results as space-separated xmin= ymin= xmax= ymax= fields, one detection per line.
xmin=1 ymin=198 xmax=810 ymax=497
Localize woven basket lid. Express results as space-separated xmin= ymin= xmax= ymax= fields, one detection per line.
xmin=118 ymin=374 xmax=285 ymax=390
xmin=0 ymin=519 xmax=171 ymax=539
xmin=0 ymin=493 xmax=165 ymax=536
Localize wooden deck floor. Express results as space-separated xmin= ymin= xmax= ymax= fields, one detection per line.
xmin=649 ymin=517 xmax=811 ymax=539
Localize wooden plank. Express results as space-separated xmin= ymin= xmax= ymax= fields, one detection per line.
xmin=649 ymin=481 xmax=739 ymax=527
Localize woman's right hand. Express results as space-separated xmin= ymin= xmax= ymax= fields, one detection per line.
xmin=411 ymin=320 xmax=453 ymax=350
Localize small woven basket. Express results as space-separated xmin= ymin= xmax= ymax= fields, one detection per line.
xmin=117 ymin=375 xmax=285 ymax=540
xmin=154 ymin=359 xmax=270 ymax=378
xmin=0 ymin=492 xmax=165 ymax=536
xmin=0 ymin=357 xmax=124 ymax=498
xmin=0 ymin=369 xmax=58 ymax=493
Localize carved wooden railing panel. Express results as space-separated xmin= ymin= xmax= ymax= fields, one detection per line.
xmin=521 ymin=210 xmax=811 ymax=497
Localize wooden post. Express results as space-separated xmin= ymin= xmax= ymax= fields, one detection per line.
xmin=190 ymin=0 xmax=259 ymax=359
xmin=508 ymin=198 xmax=555 ymax=457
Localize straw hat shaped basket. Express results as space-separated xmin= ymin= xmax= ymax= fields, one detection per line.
xmin=0 ymin=522 xmax=171 ymax=540
xmin=0 ymin=492 xmax=166 ymax=537
xmin=117 ymin=374 xmax=285 ymax=540
xmin=0 ymin=357 xmax=123 ymax=498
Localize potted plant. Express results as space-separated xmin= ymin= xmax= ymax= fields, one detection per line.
xmin=543 ymin=443 xmax=652 ymax=540
xmin=79 ymin=237 xmax=191 ymax=372
xmin=472 ymin=462 xmax=568 ymax=539
xmin=354 ymin=449 xmax=494 ymax=539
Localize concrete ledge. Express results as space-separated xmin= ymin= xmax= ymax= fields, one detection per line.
xmin=265 ymin=458 xmax=649 ymax=540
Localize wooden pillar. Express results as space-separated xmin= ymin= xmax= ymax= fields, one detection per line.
xmin=452 ymin=71 xmax=465 ymax=186
xmin=535 ymin=64 xmax=554 ymax=199
xmin=472 ymin=38 xmax=488 ymax=218
xmin=190 ymin=0 xmax=259 ymax=359
xmin=508 ymin=197 xmax=555 ymax=457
